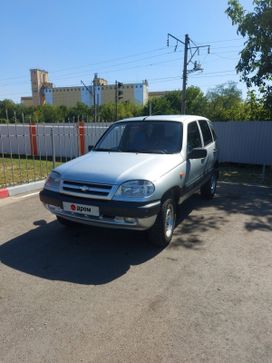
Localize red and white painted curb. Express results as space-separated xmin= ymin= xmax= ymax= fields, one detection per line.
xmin=0 ymin=180 xmax=45 ymax=199
xmin=0 ymin=188 xmax=9 ymax=198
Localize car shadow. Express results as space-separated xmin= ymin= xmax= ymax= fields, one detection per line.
xmin=171 ymin=192 xmax=226 ymax=249
xmin=0 ymin=182 xmax=271 ymax=285
xmin=0 ymin=222 xmax=163 ymax=285
xmin=171 ymin=182 xmax=272 ymax=249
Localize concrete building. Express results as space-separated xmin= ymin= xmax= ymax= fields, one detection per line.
xmin=149 ymin=91 xmax=170 ymax=98
xmin=21 ymin=69 xmax=148 ymax=107
xmin=20 ymin=97 xmax=33 ymax=107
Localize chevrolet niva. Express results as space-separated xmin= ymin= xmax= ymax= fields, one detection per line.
xmin=40 ymin=115 xmax=219 ymax=246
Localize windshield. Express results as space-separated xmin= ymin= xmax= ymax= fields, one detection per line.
xmin=94 ymin=121 xmax=183 ymax=154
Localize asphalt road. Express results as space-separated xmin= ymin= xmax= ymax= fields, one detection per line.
xmin=0 ymin=182 xmax=272 ymax=363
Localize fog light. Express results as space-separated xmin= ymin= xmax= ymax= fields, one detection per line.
xmin=114 ymin=216 xmax=124 ymax=223
xmin=124 ymin=217 xmax=136 ymax=224
xmin=47 ymin=204 xmax=62 ymax=213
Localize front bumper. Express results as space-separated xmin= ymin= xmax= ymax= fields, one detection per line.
xmin=40 ymin=189 xmax=160 ymax=230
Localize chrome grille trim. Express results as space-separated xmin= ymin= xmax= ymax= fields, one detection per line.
xmin=60 ymin=180 xmax=115 ymax=200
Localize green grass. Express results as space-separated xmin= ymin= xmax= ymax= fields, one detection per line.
xmin=0 ymin=157 xmax=62 ymax=187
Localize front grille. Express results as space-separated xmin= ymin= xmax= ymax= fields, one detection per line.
xmin=61 ymin=180 xmax=113 ymax=199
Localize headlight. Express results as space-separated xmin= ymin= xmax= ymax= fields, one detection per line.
xmin=114 ymin=180 xmax=155 ymax=199
xmin=44 ymin=171 xmax=61 ymax=191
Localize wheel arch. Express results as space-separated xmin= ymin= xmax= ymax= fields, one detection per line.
xmin=161 ymin=186 xmax=180 ymax=205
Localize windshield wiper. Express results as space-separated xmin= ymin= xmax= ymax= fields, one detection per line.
xmin=141 ymin=149 xmax=168 ymax=154
xmin=94 ymin=148 xmax=120 ymax=152
xmin=122 ymin=148 xmax=168 ymax=154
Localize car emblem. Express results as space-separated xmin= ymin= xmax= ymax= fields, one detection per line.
xmin=80 ymin=185 xmax=89 ymax=192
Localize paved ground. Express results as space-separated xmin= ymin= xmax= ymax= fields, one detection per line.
xmin=0 ymin=182 xmax=272 ymax=363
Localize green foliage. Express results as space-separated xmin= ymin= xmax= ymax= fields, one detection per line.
xmin=98 ymin=102 xmax=143 ymax=122
xmin=226 ymin=0 xmax=272 ymax=106
xmin=143 ymin=95 xmax=174 ymax=116
xmin=244 ymin=90 xmax=272 ymax=120
xmin=206 ymin=82 xmax=245 ymax=120
xmin=98 ymin=103 xmax=116 ymax=122
xmin=143 ymin=87 xmax=208 ymax=116
xmin=185 ymin=87 xmax=208 ymax=115
xmin=1 ymin=81 xmax=271 ymax=123
xmin=66 ymin=102 xmax=92 ymax=121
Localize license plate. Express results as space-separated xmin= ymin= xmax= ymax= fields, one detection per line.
xmin=63 ymin=202 xmax=99 ymax=217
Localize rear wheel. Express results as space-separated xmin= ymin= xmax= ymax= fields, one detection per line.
xmin=201 ymin=172 xmax=217 ymax=199
xmin=148 ymin=198 xmax=176 ymax=247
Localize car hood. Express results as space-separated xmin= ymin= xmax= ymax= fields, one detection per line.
xmin=56 ymin=151 xmax=184 ymax=185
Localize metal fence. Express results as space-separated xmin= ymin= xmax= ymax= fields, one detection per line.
xmin=214 ymin=121 xmax=272 ymax=165
xmin=0 ymin=120 xmax=272 ymax=187
xmin=0 ymin=122 xmax=110 ymax=187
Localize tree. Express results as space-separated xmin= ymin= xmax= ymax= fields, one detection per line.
xmin=226 ymin=0 xmax=272 ymax=107
xmin=0 ymin=99 xmax=16 ymax=122
xmin=206 ymin=82 xmax=245 ymax=120
xmin=143 ymin=88 xmax=207 ymax=116
xmin=98 ymin=102 xmax=143 ymax=122
xmin=143 ymin=95 xmax=174 ymax=116
xmin=244 ymin=90 xmax=272 ymax=120
xmin=184 ymin=87 xmax=208 ymax=116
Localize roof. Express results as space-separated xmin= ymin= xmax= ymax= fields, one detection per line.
xmin=119 ymin=115 xmax=209 ymax=124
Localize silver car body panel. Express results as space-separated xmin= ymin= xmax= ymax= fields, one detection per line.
xmin=46 ymin=203 xmax=157 ymax=230
xmin=41 ymin=115 xmax=218 ymax=229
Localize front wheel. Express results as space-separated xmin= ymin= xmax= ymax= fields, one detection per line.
xmin=201 ymin=172 xmax=217 ymax=199
xmin=148 ymin=198 xmax=176 ymax=247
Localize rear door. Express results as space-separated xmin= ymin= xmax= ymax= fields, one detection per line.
xmin=198 ymin=119 xmax=216 ymax=175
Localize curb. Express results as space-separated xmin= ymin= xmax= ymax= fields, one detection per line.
xmin=0 ymin=180 xmax=45 ymax=199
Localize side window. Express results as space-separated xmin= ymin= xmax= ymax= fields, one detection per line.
xmin=198 ymin=120 xmax=213 ymax=146
xmin=209 ymin=123 xmax=217 ymax=141
xmin=187 ymin=122 xmax=202 ymax=153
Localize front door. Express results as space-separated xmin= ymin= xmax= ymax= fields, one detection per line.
xmin=184 ymin=121 xmax=205 ymax=189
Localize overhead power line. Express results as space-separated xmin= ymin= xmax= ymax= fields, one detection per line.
xmin=167 ymin=33 xmax=210 ymax=114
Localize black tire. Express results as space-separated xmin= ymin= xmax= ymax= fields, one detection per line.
xmin=148 ymin=198 xmax=176 ymax=247
xmin=201 ymin=172 xmax=217 ymax=199
xmin=57 ymin=216 xmax=77 ymax=227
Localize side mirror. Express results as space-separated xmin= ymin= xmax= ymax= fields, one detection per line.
xmin=88 ymin=145 xmax=94 ymax=152
xmin=188 ymin=148 xmax=207 ymax=159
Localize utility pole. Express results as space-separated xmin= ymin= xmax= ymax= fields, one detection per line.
xmin=80 ymin=80 xmax=93 ymax=121
xmin=182 ymin=34 xmax=189 ymax=115
xmin=167 ymin=33 xmax=210 ymax=114
xmin=115 ymin=81 xmax=124 ymax=121
xmin=115 ymin=81 xmax=118 ymax=121
xmin=93 ymin=74 xmax=97 ymax=123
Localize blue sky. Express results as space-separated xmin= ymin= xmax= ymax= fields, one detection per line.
xmin=0 ymin=0 xmax=253 ymax=102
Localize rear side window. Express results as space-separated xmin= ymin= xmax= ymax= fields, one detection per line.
xmin=198 ymin=120 xmax=213 ymax=146
xmin=209 ymin=123 xmax=217 ymax=141
xmin=187 ymin=121 xmax=202 ymax=153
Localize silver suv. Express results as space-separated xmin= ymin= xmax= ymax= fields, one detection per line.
xmin=40 ymin=115 xmax=218 ymax=246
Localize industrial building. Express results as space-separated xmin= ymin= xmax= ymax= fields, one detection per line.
xmin=21 ymin=69 xmax=148 ymax=107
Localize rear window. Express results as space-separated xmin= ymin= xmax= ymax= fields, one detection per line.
xmin=198 ymin=120 xmax=213 ymax=146
xmin=209 ymin=123 xmax=217 ymax=140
